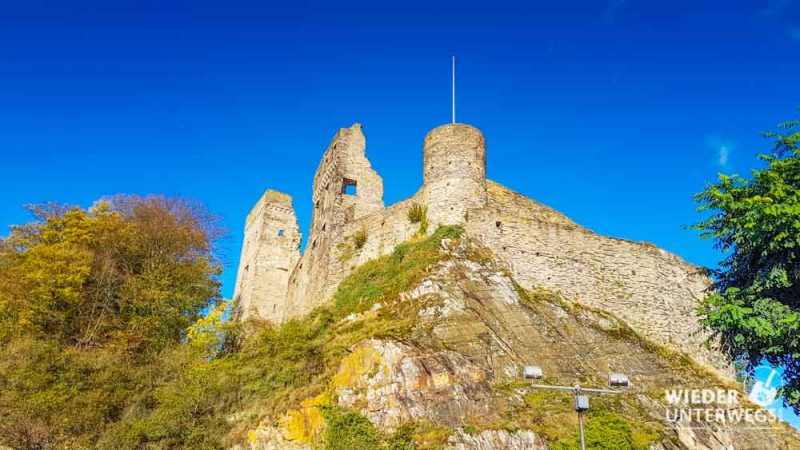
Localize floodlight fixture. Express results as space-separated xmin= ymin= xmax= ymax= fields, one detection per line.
xmin=522 ymin=365 xmax=543 ymax=379
xmin=609 ymin=373 xmax=630 ymax=387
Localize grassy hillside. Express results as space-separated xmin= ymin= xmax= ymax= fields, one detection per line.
xmin=100 ymin=226 xmax=463 ymax=449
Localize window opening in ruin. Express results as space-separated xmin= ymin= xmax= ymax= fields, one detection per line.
xmin=312 ymin=239 xmax=317 ymax=248
xmin=495 ymin=221 xmax=501 ymax=228
xmin=315 ymin=200 xmax=320 ymax=209
xmin=322 ymin=223 xmax=327 ymax=231
xmin=277 ymin=229 xmax=285 ymax=237
xmin=342 ymin=178 xmax=357 ymax=195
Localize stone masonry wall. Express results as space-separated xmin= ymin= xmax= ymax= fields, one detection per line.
xmin=284 ymin=123 xmax=491 ymax=318
xmin=423 ymin=124 xmax=487 ymax=227
xmin=465 ymin=182 xmax=729 ymax=372
xmin=233 ymin=190 xmax=301 ymax=323
xmin=285 ymin=191 xmax=424 ymax=318
xmin=284 ymin=124 xmax=393 ymax=318
xmin=237 ymin=123 xmax=728 ymax=375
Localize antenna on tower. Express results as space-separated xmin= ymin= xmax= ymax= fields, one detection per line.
xmin=451 ymin=55 xmax=456 ymax=124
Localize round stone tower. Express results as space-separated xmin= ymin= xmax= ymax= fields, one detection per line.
xmin=423 ymin=123 xmax=487 ymax=226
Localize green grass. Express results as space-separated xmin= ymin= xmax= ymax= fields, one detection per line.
xmin=493 ymin=389 xmax=661 ymax=450
xmin=333 ymin=226 xmax=462 ymax=316
xmin=407 ymin=203 xmax=426 ymax=224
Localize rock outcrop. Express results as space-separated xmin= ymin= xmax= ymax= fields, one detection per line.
xmin=238 ymin=235 xmax=800 ymax=449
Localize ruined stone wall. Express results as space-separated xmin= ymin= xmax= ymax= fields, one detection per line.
xmin=422 ymin=124 xmax=487 ymax=227
xmin=233 ymin=190 xmax=301 ymax=323
xmin=237 ymin=123 xmax=726 ymax=375
xmin=465 ymin=182 xmax=728 ymax=371
xmin=285 ymin=191 xmax=424 ymax=318
xmin=485 ymin=181 xmax=576 ymax=227
xmin=283 ymin=123 xmax=397 ymax=320
xmin=239 ymin=123 xmax=495 ymax=323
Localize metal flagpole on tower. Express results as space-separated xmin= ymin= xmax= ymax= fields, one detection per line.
xmin=451 ymin=55 xmax=456 ymax=124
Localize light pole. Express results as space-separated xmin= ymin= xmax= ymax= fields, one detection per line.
xmin=522 ymin=367 xmax=630 ymax=450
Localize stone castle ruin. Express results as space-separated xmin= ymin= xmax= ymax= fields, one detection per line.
xmin=234 ymin=122 xmax=723 ymax=369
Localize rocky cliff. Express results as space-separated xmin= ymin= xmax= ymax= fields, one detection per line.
xmin=232 ymin=228 xmax=800 ymax=450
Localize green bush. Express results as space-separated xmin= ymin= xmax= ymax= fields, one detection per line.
xmin=352 ymin=228 xmax=369 ymax=249
xmin=322 ymin=408 xmax=418 ymax=450
xmin=323 ymin=407 xmax=383 ymax=450
xmin=387 ymin=422 xmax=417 ymax=450
xmin=407 ymin=203 xmax=426 ymax=224
xmin=551 ymin=412 xmax=648 ymax=450
xmin=407 ymin=204 xmax=428 ymax=235
xmin=0 ymin=196 xmax=223 ymax=450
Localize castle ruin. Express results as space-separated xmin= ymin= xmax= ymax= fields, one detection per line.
xmin=234 ymin=122 xmax=722 ymax=369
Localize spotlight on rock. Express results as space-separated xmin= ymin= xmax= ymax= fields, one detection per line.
xmin=608 ymin=373 xmax=630 ymax=387
xmin=522 ymin=365 xmax=543 ymax=379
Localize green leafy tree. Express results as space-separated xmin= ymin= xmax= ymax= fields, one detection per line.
xmin=693 ymin=113 xmax=800 ymax=411
xmin=0 ymin=195 xmax=223 ymax=449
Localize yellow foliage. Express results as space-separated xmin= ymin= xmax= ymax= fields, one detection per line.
xmin=187 ymin=300 xmax=231 ymax=356
xmin=0 ymin=195 xmax=223 ymax=450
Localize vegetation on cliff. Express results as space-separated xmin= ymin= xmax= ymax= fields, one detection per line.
xmin=0 ymin=203 xmax=462 ymax=449
xmin=3 ymin=190 xmax=796 ymax=449
xmin=103 ymin=225 xmax=461 ymax=449
xmin=693 ymin=113 xmax=800 ymax=411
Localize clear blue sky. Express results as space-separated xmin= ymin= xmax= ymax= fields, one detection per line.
xmin=3 ymin=0 xmax=799 ymax=299
xmin=1 ymin=1 xmax=800 ymax=424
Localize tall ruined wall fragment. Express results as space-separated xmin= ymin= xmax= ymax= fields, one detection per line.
xmin=233 ymin=190 xmax=301 ymax=323
xmin=284 ymin=123 xmax=394 ymax=319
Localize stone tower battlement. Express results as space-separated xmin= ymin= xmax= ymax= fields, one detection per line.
xmin=233 ymin=189 xmax=300 ymax=323
xmin=422 ymin=123 xmax=487 ymax=226
xmin=235 ymin=121 xmax=722 ymax=371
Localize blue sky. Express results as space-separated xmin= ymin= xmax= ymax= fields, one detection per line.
xmin=1 ymin=0 xmax=799 ymax=426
